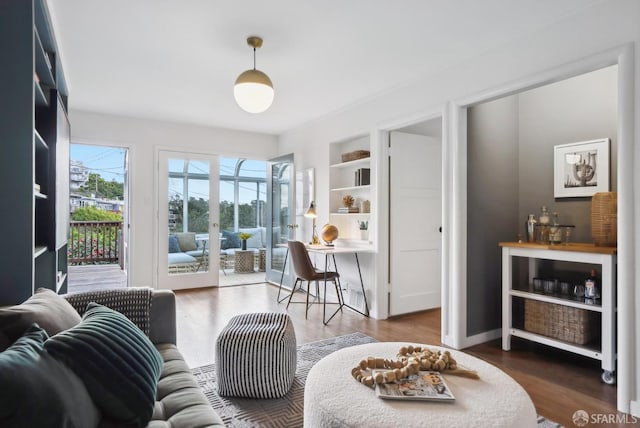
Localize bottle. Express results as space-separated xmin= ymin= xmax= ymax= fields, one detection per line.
xmin=526 ymin=214 xmax=536 ymax=242
xmin=538 ymin=206 xmax=550 ymax=243
xmin=550 ymin=212 xmax=562 ymax=243
xmin=585 ymin=269 xmax=599 ymax=300
xmin=539 ymin=206 xmax=550 ymax=224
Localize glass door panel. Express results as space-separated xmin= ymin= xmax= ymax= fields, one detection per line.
xmin=158 ymin=151 xmax=219 ymax=290
xmin=266 ymin=154 xmax=295 ymax=286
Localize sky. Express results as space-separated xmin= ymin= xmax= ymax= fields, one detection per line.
xmin=70 ymin=144 xmax=126 ymax=183
xmin=70 ymin=144 xmax=266 ymax=202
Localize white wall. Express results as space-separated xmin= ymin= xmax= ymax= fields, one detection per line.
xmin=70 ymin=110 xmax=278 ymax=288
xmin=278 ymin=0 xmax=640 ymax=414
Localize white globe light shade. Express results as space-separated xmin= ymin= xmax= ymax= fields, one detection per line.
xmin=234 ymin=69 xmax=274 ymax=113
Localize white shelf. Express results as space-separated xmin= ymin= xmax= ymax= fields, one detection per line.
xmin=34 ymin=130 xmax=48 ymax=150
xmin=330 ymin=212 xmax=371 ymax=216
xmin=56 ymin=272 xmax=67 ymax=292
xmin=331 ymin=185 xmax=371 ymax=192
xmin=330 ymin=157 xmax=370 ymax=169
xmin=510 ymin=289 xmax=602 ymax=312
xmin=34 ymin=246 xmax=47 ymax=258
xmin=509 ymin=328 xmax=601 ymax=360
xmin=501 ymin=242 xmax=616 ymax=381
xmin=35 ymin=191 xmax=48 ymax=199
xmin=34 ymin=80 xmax=48 ymax=106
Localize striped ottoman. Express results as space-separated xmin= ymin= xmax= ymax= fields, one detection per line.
xmin=215 ymin=312 xmax=297 ymax=398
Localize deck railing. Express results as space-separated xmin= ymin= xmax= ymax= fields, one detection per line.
xmin=69 ymin=221 xmax=122 ymax=265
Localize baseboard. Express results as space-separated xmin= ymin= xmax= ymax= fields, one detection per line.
xmin=459 ymin=328 xmax=502 ymax=349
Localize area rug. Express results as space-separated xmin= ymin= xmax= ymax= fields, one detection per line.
xmin=192 ymin=332 xmax=563 ymax=427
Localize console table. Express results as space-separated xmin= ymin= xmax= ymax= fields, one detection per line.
xmin=500 ymin=242 xmax=617 ymax=384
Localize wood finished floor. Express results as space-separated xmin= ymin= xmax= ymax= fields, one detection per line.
xmin=175 ymin=283 xmax=625 ymax=427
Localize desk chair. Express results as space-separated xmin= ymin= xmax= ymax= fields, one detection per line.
xmin=286 ymin=240 xmax=343 ymax=324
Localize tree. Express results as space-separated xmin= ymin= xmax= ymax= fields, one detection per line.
xmin=78 ymin=173 xmax=124 ymax=200
xmin=71 ymin=206 xmax=122 ymax=222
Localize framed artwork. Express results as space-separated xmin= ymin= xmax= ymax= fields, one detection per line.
xmin=554 ymin=138 xmax=610 ymax=198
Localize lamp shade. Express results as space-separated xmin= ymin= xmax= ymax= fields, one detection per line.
xmin=234 ymin=69 xmax=274 ymax=114
xmin=304 ymin=201 xmax=317 ymax=218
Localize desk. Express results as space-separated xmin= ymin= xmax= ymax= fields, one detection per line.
xmin=306 ymin=245 xmax=371 ymax=319
xmin=277 ymin=244 xmax=371 ymax=321
xmin=304 ymin=342 xmax=536 ymax=428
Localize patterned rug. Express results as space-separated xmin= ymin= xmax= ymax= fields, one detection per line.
xmin=192 ymin=332 xmax=563 ymax=427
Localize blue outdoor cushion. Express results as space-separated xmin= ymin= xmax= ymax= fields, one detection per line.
xmin=45 ymin=303 xmax=163 ymax=428
xmin=0 ymin=324 xmax=100 ymax=428
xmin=168 ymin=234 xmax=181 ymax=253
xmin=221 ymin=230 xmax=241 ymax=250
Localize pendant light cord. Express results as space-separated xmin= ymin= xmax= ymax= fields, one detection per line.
xmin=253 ymin=47 xmax=256 ymax=70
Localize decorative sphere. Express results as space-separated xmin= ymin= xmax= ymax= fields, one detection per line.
xmin=320 ymin=224 xmax=339 ymax=245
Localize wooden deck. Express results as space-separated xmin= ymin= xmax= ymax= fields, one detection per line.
xmin=67 ymin=264 xmax=127 ymax=293
xmin=67 ymin=263 xmax=265 ymax=292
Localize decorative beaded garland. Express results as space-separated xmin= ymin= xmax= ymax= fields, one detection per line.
xmin=351 ymin=345 xmax=479 ymax=388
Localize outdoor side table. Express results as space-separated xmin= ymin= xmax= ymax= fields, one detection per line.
xmin=234 ymin=250 xmax=255 ymax=273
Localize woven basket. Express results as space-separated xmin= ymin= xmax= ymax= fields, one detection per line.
xmin=524 ymin=300 xmax=599 ymax=345
xmin=341 ymin=150 xmax=370 ymax=162
xmin=591 ymin=192 xmax=617 ymax=247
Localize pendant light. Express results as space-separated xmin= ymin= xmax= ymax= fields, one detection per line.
xmin=234 ymin=36 xmax=274 ymax=113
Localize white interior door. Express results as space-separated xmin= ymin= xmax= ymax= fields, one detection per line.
xmin=389 ymin=131 xmax=442 ymax=315
xmin=157 ymin=151 xmax=220 ymax=290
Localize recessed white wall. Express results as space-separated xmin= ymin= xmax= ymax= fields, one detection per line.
xmin=70 ymin=110 xmax=278 ymax=288
xmin=278 ymin=0 xmax=639 ymax=414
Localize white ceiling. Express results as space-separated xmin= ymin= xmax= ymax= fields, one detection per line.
xmin=49 ymin=0 xmax=599 ymax=135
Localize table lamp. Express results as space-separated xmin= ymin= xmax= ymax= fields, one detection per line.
xmin=305 ymin=201 xmax=320 ymax=245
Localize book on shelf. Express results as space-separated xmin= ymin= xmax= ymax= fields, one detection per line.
xmin=337 ymin=207 xmax=360 ymax=213
xmin=355 ymin=168 xmax=371 ymax=186
xmin=374 ymin=370 xmax=455 ymax=402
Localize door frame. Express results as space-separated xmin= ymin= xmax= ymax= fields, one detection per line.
xmin=70 ymin=138 xmax=133 ymax=287
xmin=449 ymin=45 xmax=634 ymax=413
xmin=155 ymin=148 xmax=220 ymax=290
xmin=376 ymin=107 xmax=449 ymax=323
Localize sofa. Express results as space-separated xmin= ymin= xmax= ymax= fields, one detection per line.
xmin=0 ymin=287 xmax=223 ymax=428
xmin=168 ymin=232 xmax=207 ymax=273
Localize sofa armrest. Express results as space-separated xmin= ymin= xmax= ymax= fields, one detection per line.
xmin=149 ymin=289 xmax=177 ymax=345
xmin=63 ymin=288 xmax=177 ymax=345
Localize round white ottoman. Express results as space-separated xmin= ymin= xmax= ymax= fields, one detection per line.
xmin=304 ymin=342 xmax=536 ymax=428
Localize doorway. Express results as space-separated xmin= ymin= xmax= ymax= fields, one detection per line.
xmin=387 ymin=119 xmax=443 ymax=316
xmin=157 ymin=151 xmax=220 ymax=290
xmin=66 ymin=143 xmax=129 ymax=292
xmin=218 ymin=157 xmax=268 ymax=286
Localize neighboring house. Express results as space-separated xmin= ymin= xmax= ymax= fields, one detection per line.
xmin=70 ymin=193 xmax=124 ymax=214
xmin=69 ymin=160 xmax=89 ymax=191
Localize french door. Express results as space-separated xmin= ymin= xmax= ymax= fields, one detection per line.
xmin=266 ymin=154 xmax=296 ymax=286
xmin=157 ymin=151 xmax=220 ymax=290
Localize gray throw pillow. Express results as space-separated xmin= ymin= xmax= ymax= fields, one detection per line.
xmin=45 ymin=303 xmax=163 ymax=428
xmin=0 ymin=324 xmax=100 ymax=428
xmin=0 ymin=288 xmax=81 ymax=351
xmin=221 ymin=230 xmax=241 ymax=249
